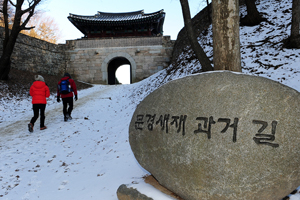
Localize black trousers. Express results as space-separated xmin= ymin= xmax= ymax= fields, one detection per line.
xmin=62 ymin=97 xmax=73 ymax=117
xmin=30 ymin=104 xmax=46 ymax=127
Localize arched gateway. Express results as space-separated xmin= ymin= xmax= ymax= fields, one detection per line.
xmin=102 ymin=52 xmax=136 ymax=85
xmin=65 ymin=9 xmax=173 ymax=85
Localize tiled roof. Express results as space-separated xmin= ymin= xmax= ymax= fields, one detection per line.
xmin=68 ymin=9 xmax=165 ymax=23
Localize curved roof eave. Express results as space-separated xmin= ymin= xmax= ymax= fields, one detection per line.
xmin=68 ymin=9 xmax=165 ymax=23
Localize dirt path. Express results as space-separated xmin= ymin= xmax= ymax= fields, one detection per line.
xmin=0 ymin=85 xmax=116 ymax=137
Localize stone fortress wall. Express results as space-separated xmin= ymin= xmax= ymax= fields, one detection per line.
xmin=0 ymin=27 xmax=174 ymax=84
xmin=0 ymin=27 xmax=67 ymax=76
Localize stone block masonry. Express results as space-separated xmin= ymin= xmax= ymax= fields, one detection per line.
xmin=0 ymin=26 xmax=174 ymax=84
xmin=65 ymin=36 xmax=174 ymax=84
xmin=0 ymin=27 xmax=66 ymax=76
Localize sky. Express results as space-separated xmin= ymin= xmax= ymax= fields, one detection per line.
xmin=116 ymin=65 xmax=130 ymax=84
xmin=42 ymin=0 xmax=208 ymax=43
xmin=2 ymin=0 xmax=300 ymax=199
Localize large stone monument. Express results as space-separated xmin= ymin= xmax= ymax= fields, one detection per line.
xmin=129 ymin=71 xmax=300 ymax=200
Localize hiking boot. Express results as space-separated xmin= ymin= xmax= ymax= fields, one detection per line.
xmin=66 ymin=114 xmax=72 ymax=120
xmin=40 ymin=126 xmax=47 ymax=130
xmin=64 ymin=116 xmax=68 ymax=122
xmin=28 ymin=123 xmax=33 ymax=132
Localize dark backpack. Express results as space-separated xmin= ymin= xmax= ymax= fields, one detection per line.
xmin=59 ymin=79 xmax=72 ymax=94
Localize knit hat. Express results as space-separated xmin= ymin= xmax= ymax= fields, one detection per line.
xmin=35 ymin=75 xmax=45 ymax=82
xmin=64 ymin=73 xmax=71 ymax=78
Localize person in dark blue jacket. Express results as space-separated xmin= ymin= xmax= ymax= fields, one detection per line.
xmin=57 ymin=73 xmax=78 ymax=122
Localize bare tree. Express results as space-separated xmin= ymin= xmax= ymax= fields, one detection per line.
xmin=205 ymin=0 xmax=211 ymax=23
xmin=240 ymin=0 xmax=265 ymax=26
xmin=212 ymin=0 xmax=242 ymax=72
xmin=179 ymin=0 xmax=213 ymax=72
xmin=0 ymin=0 xmax=42 ymax=80
xmin=0 ymin=0 xmax=13 ymax=28
xmin=22 ymin=14 xmax=62 ymax=44
xmin=284 ymin=0 xmax=300 ymax=48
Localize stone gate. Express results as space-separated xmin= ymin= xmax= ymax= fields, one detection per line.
xmin=65 ymin=36 xmax=173 ymax=84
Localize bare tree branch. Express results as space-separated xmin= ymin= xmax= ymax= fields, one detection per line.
xmin=8 ymin=0 xmax=15 ymax=7
xmin=0 ymin=0 xmax=43 ymax=80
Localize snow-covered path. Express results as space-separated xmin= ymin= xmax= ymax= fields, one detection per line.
xmin=0 ymin=84 xmax=161 ymax=200
xmin=0 ymin=85 xmax=114 ymax=136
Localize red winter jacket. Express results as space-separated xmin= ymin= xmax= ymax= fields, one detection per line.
xmin=57 ymin=77 xmax=78 ymax=98
xmin=30 ymin=81 xmax=50 ymax=104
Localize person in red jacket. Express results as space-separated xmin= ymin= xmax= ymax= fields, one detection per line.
xmin=57 ymin=73 xmax=78 ymax=122
xmin=28 ymin=75 xmax=50 ymax=132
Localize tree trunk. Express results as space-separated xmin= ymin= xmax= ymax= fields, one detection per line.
xmin=179 ymin=0 xmax=213 ymax=72
xmin=212 ymin=0 xmax=242 ymax=72
xmin=0 ymin=0 xmax=42 ymax=80
xmin=0 ymin=59 xmax=10 ymax=80
xmin=284 ymin=0 xmax=300 ymax=48
xmin=0 ymin=0 xmax=10 ymax=80
xmin=240 ymin=0 xmax=264 ymax=26
xmin=206 ymin=0 xmax=211 ymax=23
xmin=0 ymin=29 xmax=20 ymax=80
xmin=0 ymin=8 xmax=21 ymax=80
xmin=291 ymin=0 xmax=300 ymax=38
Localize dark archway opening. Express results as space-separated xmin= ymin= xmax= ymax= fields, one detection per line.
xmin=107 ymin=57 xmax=131 ymax=85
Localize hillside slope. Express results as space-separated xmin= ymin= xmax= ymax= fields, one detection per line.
xmin=130 ymin=0 xmax=300 ymax=105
